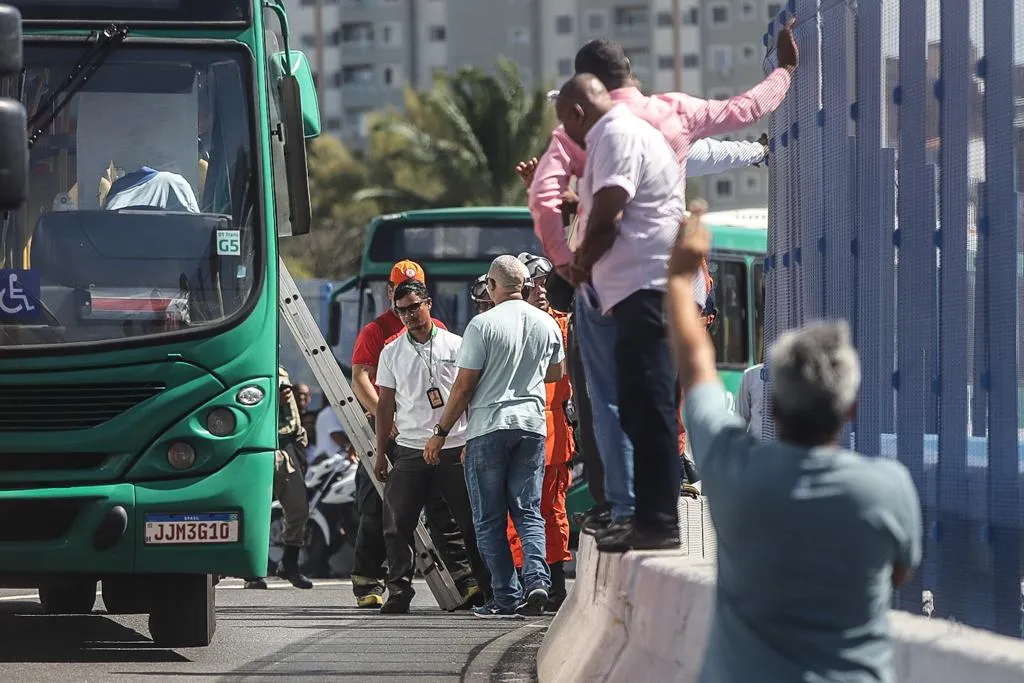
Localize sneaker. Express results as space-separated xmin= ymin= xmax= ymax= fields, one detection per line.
xmin=356 ymin=593 xmax=384 ymax=608
xmin=472 ymin=601 xmax=525 ymax=620
xmin=516 ymin=587 xmax=549 ymax=617
xmin=243 ymin=578 xmax=267 ymax=589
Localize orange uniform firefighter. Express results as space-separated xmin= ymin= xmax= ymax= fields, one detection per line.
xmin=506 ymin=253 xmax=574 ymax=612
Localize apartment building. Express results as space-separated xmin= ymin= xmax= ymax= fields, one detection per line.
xmin=287 ymin=0 xmax=782 ymax=209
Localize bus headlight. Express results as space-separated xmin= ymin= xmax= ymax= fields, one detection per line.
xmin=206 ymin=407 xmax=236 ymax=437
xmin=236 ymin=385 xmax=265 ymax=406
xmin=166 ymin=442 xmax=197 ymax=470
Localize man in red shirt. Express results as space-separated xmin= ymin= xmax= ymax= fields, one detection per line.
xmin=349 ymin=260 xmax=482 ymax=608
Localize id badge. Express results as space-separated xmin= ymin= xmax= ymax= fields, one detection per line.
xmin=427 ymin=387 xmax=445 ymax=409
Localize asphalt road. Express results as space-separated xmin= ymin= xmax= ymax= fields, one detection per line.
xmin=0 ymin=578 xmax=551 ymax=682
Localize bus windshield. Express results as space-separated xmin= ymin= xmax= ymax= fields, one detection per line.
xmin=359 ymin=277 xmax=477 ymax=335
xmin=0 ymin=44 xmax=258 ymax=349
xmin=367 ymin=220 xmax=542 ymax=263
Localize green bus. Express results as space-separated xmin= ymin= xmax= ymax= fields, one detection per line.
xmin=325 ymin=206 xmax=767 ymax=531
xmin=328 ymin=206 xmax=767 ymax=390
xmin=0 ymin=0 xmax=320 ymax=646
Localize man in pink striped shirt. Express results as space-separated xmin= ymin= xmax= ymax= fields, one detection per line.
xmin=535 ymin=26 xmax=798 ymax=548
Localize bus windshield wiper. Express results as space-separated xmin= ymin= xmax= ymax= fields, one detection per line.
xmin=27 ymin=23 xmax=128 ymax=149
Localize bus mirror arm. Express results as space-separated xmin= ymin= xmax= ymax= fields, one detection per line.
xmin=327 ymin=299 xmax=341 ymax=346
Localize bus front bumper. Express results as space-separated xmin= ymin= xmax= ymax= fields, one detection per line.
xmin=0 ymin=451 xmax=273 ymax=582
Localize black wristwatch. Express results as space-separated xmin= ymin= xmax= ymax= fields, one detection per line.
xmin=433 ymin=424 xmax=449 ymax=438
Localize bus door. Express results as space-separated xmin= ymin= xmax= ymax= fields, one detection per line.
xmin=708 ymin=255 xmax=752 ymax=372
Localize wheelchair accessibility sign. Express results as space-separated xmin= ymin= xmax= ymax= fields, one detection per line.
xmin=0 ymin=269 xmax=41 ymax=322
xmin=216 ymin=230 xmax=241 ymax=256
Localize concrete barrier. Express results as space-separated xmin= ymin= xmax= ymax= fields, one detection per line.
xmin=539 ymin=497 xmax=1024 ymax=683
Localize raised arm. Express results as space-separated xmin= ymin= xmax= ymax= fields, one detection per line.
xmin=687 ymin=138 xmax=769 ymax=177
xmin=673 ymin=18 xmax=798 ymax=141
xmin=666 ymin=212 xmax=720 ymax=393
xmin=528 ymin=128 xmax=587 ymax=267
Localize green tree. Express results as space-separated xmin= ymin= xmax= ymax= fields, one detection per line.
xmin=280 ymin=135 xmax=378 ymax=279
xmin=357 ymin=57 xmax=556 ymax=210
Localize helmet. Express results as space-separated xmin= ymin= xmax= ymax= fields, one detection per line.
xmin=517 ymin=252 xmax=553 ymax=281
xmin=470 ymin=274 xmax=490 ymax=303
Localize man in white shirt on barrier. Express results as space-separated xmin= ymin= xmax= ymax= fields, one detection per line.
xmin=556 ymin=74 xmax=699 ymax=552
xmin=373 ymin=279 xmax=491 ymax=614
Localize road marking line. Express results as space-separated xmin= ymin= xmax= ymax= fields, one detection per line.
xmin=0 ymin=590 xmax=102 ymax=602
xmin=217 ymin=578 xmax=350 ymax=589
xmin=1 ymin=578 xmax=350 ymax=600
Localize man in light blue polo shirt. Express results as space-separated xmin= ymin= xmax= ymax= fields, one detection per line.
xmin=665 ymin=212 xmax=922 ymax=683
xmin=424 ymin=255 xmax=565 ymax=619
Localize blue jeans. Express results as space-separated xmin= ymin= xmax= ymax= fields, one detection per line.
xmin=464 ymin=429 xmax=550 ymax=608
xmin=574 ymin=286 xmax=635 ymax=522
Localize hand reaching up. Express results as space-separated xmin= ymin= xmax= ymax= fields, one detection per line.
xmin=777 ymin=17 xmax=799 ymax=73
xmin=669 ymin=202 xmax=712 ymax=278
xmin=515 ymin=157 xmax=539 ymax=188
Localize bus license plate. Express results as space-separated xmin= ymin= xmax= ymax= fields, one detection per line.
xmin=144 ymin=512 xmax=240 ymax=544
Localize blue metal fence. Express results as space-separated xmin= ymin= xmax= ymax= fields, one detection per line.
xmin=762 ymin=0 xmax=1024 ymax=636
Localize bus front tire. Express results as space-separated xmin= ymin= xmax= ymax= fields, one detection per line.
xmin=39 ymin=578 xmax=98 ymax=614
xmin=148 ymin=574 xmax=216 ymax=648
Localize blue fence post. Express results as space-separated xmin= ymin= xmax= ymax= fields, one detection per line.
xmin=935 ymin=0 xmax=972 ymax=629
xmin=981 ymin=0 xmax=1021 ymax=639
xmin=894 ymin=0 xmax=932 ymax=612
xmin=853 ymin=0 xmax=885 ymax=459
xmin=880 ymin=148 xmax=897 ymax=436
xmin=761 ymin=14 xmax=785 ymax=443
xmin=972 ymin=180 xmax=989 ymax=440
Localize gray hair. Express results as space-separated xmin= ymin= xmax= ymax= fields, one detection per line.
xmin=769 ymin=320 xmax=861 ymax=442
xmin=487 ymin=255 xmax=529 ymax=293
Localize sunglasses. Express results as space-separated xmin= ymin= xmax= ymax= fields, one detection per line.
xmin=395 ymin=300 xmax=429 ymax=316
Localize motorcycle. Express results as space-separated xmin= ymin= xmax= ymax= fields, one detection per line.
xmin=269 ymin=450 xmax=360 ymax=578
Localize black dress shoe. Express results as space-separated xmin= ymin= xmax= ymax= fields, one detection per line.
xmin=593 ymin=517 xmax=633 ymax=542
xmin=575 ymin=503 xmax=612 ymax=534
xmin=581 ymin=512 xmax=612 ymax=536
xmin=597 ymin=527 xmax=681 ymax=554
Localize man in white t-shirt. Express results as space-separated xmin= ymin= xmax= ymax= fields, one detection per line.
xmin=373 ymin=279 xmax=491 ymax=614
xmin=423 ymin=255 xmax=565 ymax=619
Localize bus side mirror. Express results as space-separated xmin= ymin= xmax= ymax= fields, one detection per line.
xmin=273 ymin=50 xmax=321 ymax=139
xmin=0 ymin=4 xmax=27 ymax=212
xmin=276 ymin=74 xmax=312 ymax=235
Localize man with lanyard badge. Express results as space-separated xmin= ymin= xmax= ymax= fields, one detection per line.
xmin=350 ymin=260 xmax=481 ymax=609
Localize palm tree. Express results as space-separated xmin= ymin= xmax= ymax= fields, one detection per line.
xmin=357 ymin=57 xmax=556 ymax=211
xmin=280 ymin=135 xmax=380 ymax=279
